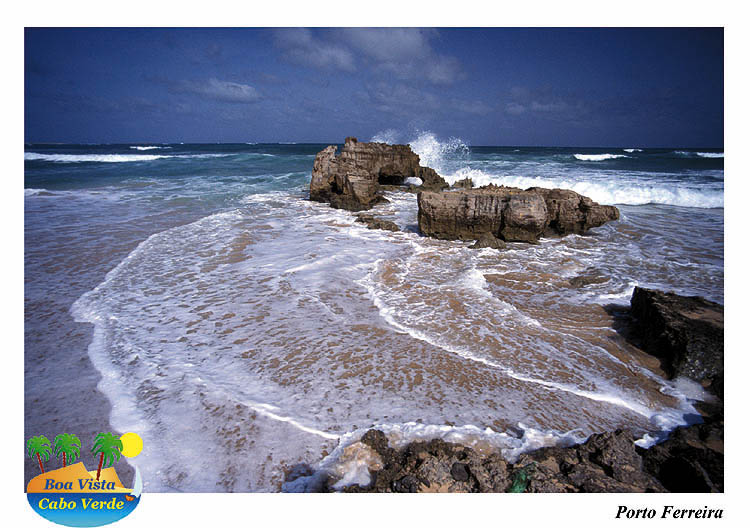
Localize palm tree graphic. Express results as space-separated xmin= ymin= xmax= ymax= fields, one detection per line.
xmin=27 ymin=435 xmax=52 ymax=475
xmin=53 ymin=433 xmax=81 ymax=468
xmin=91 ymin=432 xmax=123 ymax=481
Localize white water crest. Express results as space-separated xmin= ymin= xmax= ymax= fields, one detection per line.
xmin=408 ymin=132 xmax=469 ymax=172
xmin=370 ymin=129 xmax=401 ymax=144
xmin=129 ymin=145 xmax=169 ymax=151
xmin=574 ymin=153 xmax=628 ymax=161
xmin=25 ymin=152 xmax=232 ymax=163
xmin=442 ymin=169 xmax=724 ymax=208
xmin=674 ymin=150 xmax=724 ymax=158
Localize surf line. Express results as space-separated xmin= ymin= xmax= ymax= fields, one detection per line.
xmin=208 ymin=385 xmax=340 ymax=441
xmin=359 ymin=263 xmax=666 ymax=422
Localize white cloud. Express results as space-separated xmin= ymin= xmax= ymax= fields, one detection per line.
xmin=530 ymin=101 xmax=569 ymax=112
xmin=273 ymin=28 xmax=464 ymax=85
xmin=176 ymin=78 xmax=262 ymax=104
xmin=506 ymin=102 xmax=527 ymax=115
xmin=273 ymin=28 xmax=355 ymax=72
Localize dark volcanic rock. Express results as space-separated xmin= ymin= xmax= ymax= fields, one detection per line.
xmin=469 ymin=232 xmax=506 ymax=250
xmin=638 ymin=420 xmax=724 ymax=492
xmin=630 ymin=287 xmax=723 ymax=385
xmin=417 ymin=184 xmax=619 ymax=243
xmin=310 ymin=137 xmax=448 ymax=211
xmin=328 ymin=428 xmax=705 ymax=493
xmin=355 ymin=214 xmax=400 ymax=232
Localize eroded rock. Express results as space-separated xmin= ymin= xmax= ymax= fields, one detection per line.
xmin=418 ymin=185 xmax=619 ymax=243
xmin=310 ymin=137 xmax=448 ymax=211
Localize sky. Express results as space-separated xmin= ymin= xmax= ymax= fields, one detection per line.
xmin=24 ymin=27 xmax=723 ymax=147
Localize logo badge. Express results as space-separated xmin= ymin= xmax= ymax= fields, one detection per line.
xmin=26 ymin=432 xmax=144 ymax=527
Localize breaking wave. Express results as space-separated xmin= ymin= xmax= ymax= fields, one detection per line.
xmin=574 ymin=153 xmax=628 ymax=161
xmin=129 ymin=145 xmax=169 ymax=151
xmin=443 ymin=169 xmax=723 ymax=208
xmin=24 ymin=152 xmax=231 ymax=163
xmin=674 ymin=150 xmax=724 ymax=158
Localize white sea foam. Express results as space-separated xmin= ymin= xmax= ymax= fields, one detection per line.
xmin=25 ymin=152 xmax=232 ymax=163
xmin=283 ymin=420 xmax=592 ymax=490
xmin=370 ymin=129 xmax=401 ymax=144
xmin=442 ymin=168 xmax=723 ymax=208
xmin=623 ymin=148 xmax=643 ymax=153
xmin=129 ymin=145 xmax=169 ymax=151
xmin=25 ymin=188 xmax=47 ymax=196
xmin=409 ymin=132 xmax=469 ymax=172
xmin=674 ymin=150 xmax=724 ymax=158
xmin=574 ymin=153 xmax=628 ymax=161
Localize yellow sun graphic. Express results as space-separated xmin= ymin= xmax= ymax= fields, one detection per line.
xmin=119 ymin=432 xmax=143 ymax=458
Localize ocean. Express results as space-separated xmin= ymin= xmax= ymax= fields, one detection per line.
xmin=24 ymin=133 xmax=724 ymax=491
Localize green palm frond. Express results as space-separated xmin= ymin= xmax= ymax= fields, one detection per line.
xmin=54 ymin=433 xmax=82 ymax=464
xmin=91 ymin=432 xmax=123 ymax=469
xmin=27 ymin=435 xmax=52 ymax=461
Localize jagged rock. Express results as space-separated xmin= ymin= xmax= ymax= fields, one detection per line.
xmin=529 ymin=187 xmax=620 ymax=237
xmin=417 ymin=166 xmax=450 ymax=192
xmin=310 ymin=137 xmax=448 ymax=211
xmin=299 ymin=413 xmax=723 ymax=493
xmin=355 ymin=214 xmax=400 ymax=232
xmin=638 ymin=420 xmax=724 ymax=492
xmin=469 ymin=232 xmax=506 ymax=250
xmin=452 ymin=177 xmax=474 ymax=189
xmin=418 ymin=185 xmax=619 ymax=243
xmin=629 ymin=287 xmax=723 ymax=384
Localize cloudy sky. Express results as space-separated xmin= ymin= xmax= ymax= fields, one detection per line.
xmin=25 ymin=27 xmax=723 ymax=146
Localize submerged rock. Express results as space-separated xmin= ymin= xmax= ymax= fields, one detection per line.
xmin=629 ymin=287 xmax=723 ymax=387
xmin=355 ymin=214 xmax=400 ymax=232
xmin=469 ymin=232 xmax=506 ymax=250
xmin=310 ymin=137 xmax=448 ymax=211
xmin=417 ymin=184 xmax=619 ymax=243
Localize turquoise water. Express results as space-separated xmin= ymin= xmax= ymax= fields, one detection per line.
xmin=25 ymin=134 xmax=723 ymax=491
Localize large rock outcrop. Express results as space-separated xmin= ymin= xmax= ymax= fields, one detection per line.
xmin=417 ymin=185 xmax=619 ymax=243
xmin=629 ymin=287 xmax=723 ymax=392
xmin=310 ymin=137 xmax=448 ymax=211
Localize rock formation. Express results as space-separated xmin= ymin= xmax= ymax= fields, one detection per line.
xmin=418 ymin=184 xmax=619 ymax=243
xmin=310 ymin=137 xmax=448 ymax=211
xmin=452 ymin=177 xmax=474 ymax=189
xmin=288 ymin=423 xmax=722 ymax=493
xmin=629 ymin=287 xmax=723 ymax=392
